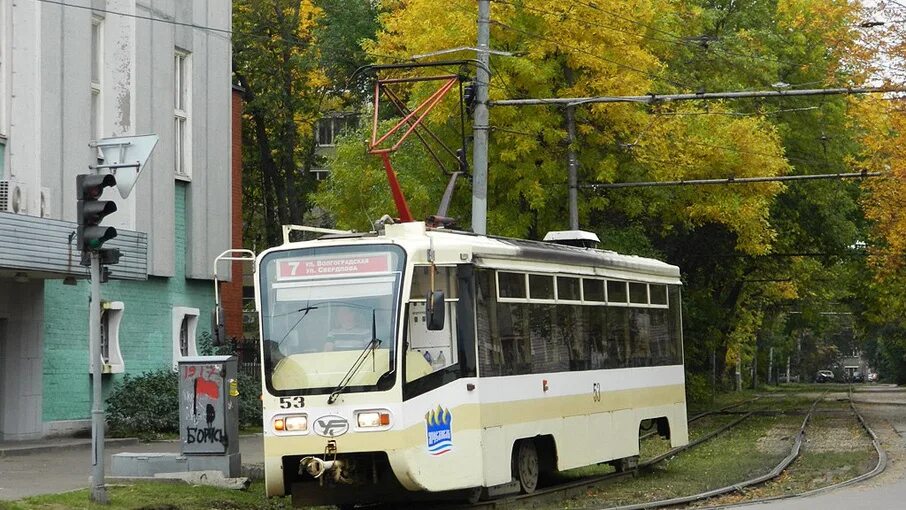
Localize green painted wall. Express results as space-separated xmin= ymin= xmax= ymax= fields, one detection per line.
xmin=43 ymin=183 xmax=214 ymax=422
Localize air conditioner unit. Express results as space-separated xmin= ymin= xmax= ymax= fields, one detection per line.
xmin=40 ymin=187 xmax=52 ymax=218
xmin=0 ymin=180 xmax=27 ymax=214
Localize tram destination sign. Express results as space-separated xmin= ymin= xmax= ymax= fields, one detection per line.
xmin=277 ymin=253 xmax=391 ymax=280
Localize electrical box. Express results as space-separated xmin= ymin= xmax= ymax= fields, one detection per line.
xmin=178 ymin=355 xmax=239 ymax=456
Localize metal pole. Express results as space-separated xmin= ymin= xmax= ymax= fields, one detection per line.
xmin=768 ymin=347 xmax=774 ymax=385
xmin=735 ymin=356 xmax=741 ymax=392
xmin=471 ymin=0 xmax=491 ymax=235
xmin=565 ymin=106 xmax=579 ymax=230
xmin=89 ymin=252 xmax=107 ymax=504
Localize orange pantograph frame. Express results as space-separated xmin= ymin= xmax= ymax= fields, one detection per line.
xmin=368 ymin=75 xmax=460 ymax=223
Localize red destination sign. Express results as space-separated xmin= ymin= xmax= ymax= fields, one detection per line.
xmin=278 ymin=254 xmax=390 ymax=279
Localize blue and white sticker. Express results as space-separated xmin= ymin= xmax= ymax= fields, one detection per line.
xmin=425 ymin=406 xmax=453 ymax=456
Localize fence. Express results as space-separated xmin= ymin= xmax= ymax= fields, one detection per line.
xmin=226 ymin=338 xmax=261 ymax=378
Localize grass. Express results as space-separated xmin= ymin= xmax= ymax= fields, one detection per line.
xmin=0 ymin=387 xmax=874 ymax=510
xmin=541 ymin=415 xmax=799 ymax=510
xmin=0 ymin=482 xmax=297 ymax=510
xmin=700 ymin=412 xmax=877 ymax=506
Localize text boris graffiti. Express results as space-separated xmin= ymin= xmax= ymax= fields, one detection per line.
xmin=185 ymin=426 xmax=229 ymax=446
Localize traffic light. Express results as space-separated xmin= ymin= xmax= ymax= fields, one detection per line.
xmin=76 ymin=174 xmax=118 ymax=252
xmin=463 ymin=82 xmax=477 ymax=115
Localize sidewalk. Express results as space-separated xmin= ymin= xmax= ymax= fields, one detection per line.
xmin=0 ymin=434 xmax=264 ymax=501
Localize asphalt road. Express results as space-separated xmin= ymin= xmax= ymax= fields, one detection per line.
xmin=0 ymin=434 xmax=263 ymax=501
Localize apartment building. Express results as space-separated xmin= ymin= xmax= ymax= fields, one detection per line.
xmin=0 ymin=0 xmax=231 ymax=440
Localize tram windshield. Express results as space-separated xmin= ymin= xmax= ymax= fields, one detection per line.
xmin=258 ymin=245 xmax=405 ymax=394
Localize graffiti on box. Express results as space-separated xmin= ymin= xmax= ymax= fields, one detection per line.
xmin=181 ymin=364 xmax=229 ymax=449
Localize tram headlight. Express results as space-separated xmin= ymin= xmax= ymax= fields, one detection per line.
xmin=356 ymin=410 xmax=391 ymax=428
xmin=274 ymin=414 xmax=308 ymax=433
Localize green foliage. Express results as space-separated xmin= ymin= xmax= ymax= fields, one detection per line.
xmin=106 ymin=370 xmax=180 ymax=439
xmin=106 ymin=368 xmax=262 ymax=439
xmin=237 ymin=373 xmax=264 ymax=430
xmin=234 ymin=0 xmax=906 ymax=390
xmin=684 ymin=371 xmax=712 ymax=407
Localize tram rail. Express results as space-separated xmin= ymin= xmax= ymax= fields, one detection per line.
xmin=435 ymin=389 xmax=881 ymax=510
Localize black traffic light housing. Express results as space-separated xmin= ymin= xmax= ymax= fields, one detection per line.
xmin=463 ymin=81 xmax=477 ymax=115
xmin=76 ymin=174 xmax=118 ymax=253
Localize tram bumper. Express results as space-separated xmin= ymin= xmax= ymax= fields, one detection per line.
xmin=285 ymin=450 xmax=413 ymax=507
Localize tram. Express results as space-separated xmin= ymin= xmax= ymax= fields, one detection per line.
xmin=255 ymin=221 xmax=688 ymax=506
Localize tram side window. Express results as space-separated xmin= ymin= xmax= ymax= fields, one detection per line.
xmin=629 ymin=309 xmax=652 ymax=367
xmin=561 ymin=304 xmax=590 ymax=370
xmin=476 ymin=270 xmax=684 ymax=377
xmin=648 ymin=308 xmax=672 ymax=365
xmin=498 ymin=271 xmax=526 ymax=298
xmin=475 ymin=270 xmax=500 ymax=376
xmin=406 ymin=266 xmax=458 ymax=383
xmin=668 ymin=285 xmax=683 ymax=363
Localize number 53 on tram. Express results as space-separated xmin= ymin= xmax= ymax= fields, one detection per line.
xmin=255 ymin=222 xmax=688 ymax=506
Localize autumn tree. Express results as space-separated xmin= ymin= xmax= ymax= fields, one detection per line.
xmin=300 ymin=0 xmax=904 ymax=390
xmin=233 ymin=0 xmax=379 ymax=248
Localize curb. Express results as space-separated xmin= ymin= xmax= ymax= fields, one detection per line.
xmin=0 ymin=438 xmax=140 ymax=458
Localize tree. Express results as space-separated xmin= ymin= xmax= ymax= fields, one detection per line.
xmin=233 ymin=0 xmax=379 ymax=248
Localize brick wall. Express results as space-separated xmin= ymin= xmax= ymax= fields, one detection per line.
xmin=42 ymin=184 xmax=214 ymax=422
xmin=221 ymin=87 xmax=244 ymax=339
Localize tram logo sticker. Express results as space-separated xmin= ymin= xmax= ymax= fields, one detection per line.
xmin=314 ymin=415 xmax=349 ymax=437
xmin=425 ymin=406 xmax=453 ymax=456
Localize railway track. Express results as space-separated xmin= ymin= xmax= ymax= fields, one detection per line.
xmin=448 ymin=398 xmax=767 ymax=510
xmin=428 ymin=389 xmax=884 ymax=510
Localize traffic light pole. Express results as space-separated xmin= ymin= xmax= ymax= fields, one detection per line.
xmin=89 ymin=251 xmax=107 ymax=504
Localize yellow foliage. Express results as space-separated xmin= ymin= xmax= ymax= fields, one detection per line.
xmin=849 ymin=95 xmax=906 ymax=276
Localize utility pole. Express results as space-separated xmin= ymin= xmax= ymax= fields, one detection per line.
xmin=89 ymin=252 xmax=106 ymax=504
xmin=82 ymin=135 xmax=158 ymax=505
xmin=566 ymin=106 xmax=579 ymax=230
xmin=472 ymin=0 xmax=491 ymax=235
xmin=77 ymin=172 xmax=119 ymax=504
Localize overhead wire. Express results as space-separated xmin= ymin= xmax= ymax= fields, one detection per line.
xmin=35 ymin=0 xmax=229 ymax=39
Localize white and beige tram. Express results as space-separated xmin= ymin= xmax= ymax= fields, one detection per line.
xmin=255 ymin=221 xmax=688 ymax=506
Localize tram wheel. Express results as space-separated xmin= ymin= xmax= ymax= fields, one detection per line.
xmin=514 ymin=440 xmax=540 ymax=494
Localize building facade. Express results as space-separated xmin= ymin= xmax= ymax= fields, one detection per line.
xmin=0 ymin=0 xmax=232 ymax=440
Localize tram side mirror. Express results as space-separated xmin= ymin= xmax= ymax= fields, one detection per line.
xmin=426 ymin=290 xmax=446 ymax=331
xmin=211 ymin=307 xmax=226 ymax=346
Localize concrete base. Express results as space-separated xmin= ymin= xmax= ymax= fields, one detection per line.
xmin=111 ymin=452 xmax=241 ymax=478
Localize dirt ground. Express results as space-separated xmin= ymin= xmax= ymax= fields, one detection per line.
xmin=847 ymin=385 xmax=906 ymax=486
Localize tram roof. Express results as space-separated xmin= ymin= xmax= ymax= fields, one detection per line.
xmin=428 ymin=228 xmax=679 ymax=280
xmin=268 ymin=222 xmax=681 ymax=282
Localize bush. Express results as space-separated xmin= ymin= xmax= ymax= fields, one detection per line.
xmin=685 ymin=371 xmax=712 ymax=407
xmin=237 ymin=373 xmax=263 ymax=429
xmin=107 ymin=366 xmax=262 ymax=439
xmin=106 ymin=369 xmax=180 ymax=439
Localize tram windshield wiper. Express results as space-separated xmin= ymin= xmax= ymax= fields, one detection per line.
xmin=276 ymin=305 xmax=319 ymax=348
xmin=328 ymin=309 xmax=381 ymax=404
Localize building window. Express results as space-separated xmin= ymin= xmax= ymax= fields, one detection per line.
xmin=172 ymin=306 xmax=199 ymax=368
xmin=93 ymin=301 xmax=125 ymax=374
xmin=174 ymin=50 xmax=191 ymax=179
xmin=316 ymin=115 xmax=358 ymax=147
xmin=90 ymin=18 xmax=103 ymax=143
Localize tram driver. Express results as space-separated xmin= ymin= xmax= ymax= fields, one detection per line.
xmin=325 ymin=305 xmax=371 ymax=351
